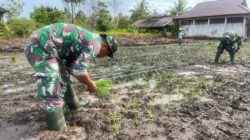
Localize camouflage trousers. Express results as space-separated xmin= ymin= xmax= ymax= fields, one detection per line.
xmin=215 ymin=40 xmax=236 ymax=63
xmin=25 ymin=38 xmax=71 ymax=112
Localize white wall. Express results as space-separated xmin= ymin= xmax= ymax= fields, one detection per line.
xmin=181 ymin=21 xmax=245 ymax=37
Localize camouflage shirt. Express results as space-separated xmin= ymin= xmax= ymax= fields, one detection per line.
xmin=30 ymin=23 xmax=102 ymax=76
xmin=222 ymin=32 xmax=242 ymax=47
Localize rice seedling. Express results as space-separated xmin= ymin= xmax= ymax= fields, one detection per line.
xmin=11 ymin=55 xmax=16 ymax=62
xmin=95 ymin=79 xmax=112 ymax=98
xmin=106 ymin=114 xmax=122 ymax=135
xmin=146 ymin=106 xmax=153 ymax=120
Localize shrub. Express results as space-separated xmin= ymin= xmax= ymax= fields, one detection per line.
xmin=0 ymin=23 xmax=10 ymax=38
xmin=8 ymin=18 xmax=36 ymax=38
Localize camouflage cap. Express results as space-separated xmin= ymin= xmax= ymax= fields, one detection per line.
xmin=102 ymin=34 xmax=118 ymax=58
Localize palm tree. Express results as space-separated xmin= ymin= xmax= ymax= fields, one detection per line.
xmin=169 ymin=0 xmax=188 ymax=17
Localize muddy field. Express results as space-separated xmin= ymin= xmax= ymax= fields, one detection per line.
xmin=0 ymin=39 xmax=250 ymax=140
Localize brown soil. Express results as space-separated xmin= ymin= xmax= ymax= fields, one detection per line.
xmin=0 ymin=39 xmax=249 ymax=140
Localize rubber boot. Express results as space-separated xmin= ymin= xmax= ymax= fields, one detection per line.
xmin=214 ymin=52 xmax=221 ymax=63
xmin=64 ymin=84 xmax=88 ymax=110
xmin=46 ymin=107 xmax=67 ymax=132
xmin=230 ymin=53 xmax=235 ymax=63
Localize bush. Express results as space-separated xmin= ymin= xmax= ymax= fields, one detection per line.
xmin=8 ymin=18 xmax=36 ymax=38
xmin=0 ymin=23 xmax=10 ymax=38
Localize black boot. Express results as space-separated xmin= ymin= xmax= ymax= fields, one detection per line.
xmin=46 ymin=107 xmax=67 ymax=132
xmin=230 ymin=52 xmax=235 ymax=63
xmin=64 ymin=84 xmax=88 ymax=110
xmin=214 ymin=52 xmax=221 ymax=63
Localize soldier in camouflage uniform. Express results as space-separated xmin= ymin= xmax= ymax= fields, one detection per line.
xmin=214 ymin=32 xmax=242 ymax=63
xmin=25 ymin=23 xmax=118 ymax=132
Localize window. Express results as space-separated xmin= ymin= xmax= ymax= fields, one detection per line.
xmin=195 ymin=19 xmax=208 ymax=25
xmin=181 ymin=20 xmax=193 ymax=25
xmin=210 ymin=18 xmax=225 ymax=24
xmin=227 ymin=17 xmax=243 ymax=23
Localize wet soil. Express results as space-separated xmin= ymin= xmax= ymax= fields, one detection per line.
xmin=0 ymin=39 xmax=250 ymax=140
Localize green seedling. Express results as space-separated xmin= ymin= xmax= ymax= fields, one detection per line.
xmin=132 ymin=114 xmax=140 ymax=126
xmin=146 ymin=106 xmax=153 ymax=120
xmin=106 ymin=114 xmax=122 ymax=135
xmin=160 ymin=100 xmax=166 ymax=113
xmin=167 ymin=93 xmax=172 ymax=104
xmin=95 ymin=79 xmax=112 ymax=98
xmin=199 ymin=88 xmax=203 ymax=96
xmin=11 ymin=55 xmax=16 ymax=62
xmin=191 ymin=86 xmax=196 ymax=98
xmin=124 ymin=96 xmax=139 ymax=115
xmin=194 ymin=78 xmax=199 ymax=86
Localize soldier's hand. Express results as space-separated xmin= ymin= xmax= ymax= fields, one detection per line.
xmin=87 ymin=81 xmax=97 ymax=93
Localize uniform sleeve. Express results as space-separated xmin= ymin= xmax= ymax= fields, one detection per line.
xmin=68 ymin=29 xmax=102 ymax=76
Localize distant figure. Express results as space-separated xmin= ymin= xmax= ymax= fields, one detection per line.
xmin=178 ymin=29 xmax=185 ymax=45
xmin=214 ymin=32 xmax=242 ymax=63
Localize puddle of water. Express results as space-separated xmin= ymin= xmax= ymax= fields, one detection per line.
xmin=2 ymin=84 xmax=14 ymax=89
xmin=150 ymin=93 xmax=184 ymax=106
xmin=194 ymin=65 xmax=210 ymax=70
xmin=205 ymin=75 xmax=213 ymax=79
xmin=5 ymin=87 xmax=25 ymax=94
xmin=0 ymin=121 xmax=42 ymax=140
xmin=177 ymin=71 xmax=199 ymax=76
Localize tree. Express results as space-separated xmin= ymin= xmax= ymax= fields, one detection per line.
xmin=96 ymin=1 xmax=113 ymax=31
xmin=108 ymin=0 xmax=121 ymax=28
xmin=130 ymin=0 xmax=150 ymax=22
xmin=3 ymin=0 xmax=24 ymax=22
xmin=75 ymin=10 xmax=86 ymax=26
xmin=169 ymin=0 xmax=188 ymax=17
xmin=117 ymin=13 xmax=130 ymax=29
xmin=30 ymin=6 xmax=66 ymax=27
xmin=63 ymin=0 xmax=85 ymax=23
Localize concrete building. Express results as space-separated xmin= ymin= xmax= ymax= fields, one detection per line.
xmin=175 ymin=0 xmax=250 ymax=38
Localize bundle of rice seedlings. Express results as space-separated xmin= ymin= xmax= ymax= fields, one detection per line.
xmin=95 ymin=79 xmax=112 ymax=98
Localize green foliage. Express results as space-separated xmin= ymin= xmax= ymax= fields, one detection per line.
xmin=101 ymin=28 xmax=161 ymax=39
xmin=130 ymin=0 xmax=151 ymax=22
xmin=96 ymin=1 xmax=113 ymax=31
xmin=8 ymin=18 xmax=36 ymax=37
xmin=95 ymin=79 xmax=112 ymax=98
xmin=30 ymin=6 xmax=66 ymax=27
xmin=117 ymin=13 xmax=131 ymax=29
xmin=0 ymin=23 xmax=10 ymax=38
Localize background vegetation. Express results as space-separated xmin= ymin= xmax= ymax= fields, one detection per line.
xmin=0 ymin=0 xmax=188 ymax=38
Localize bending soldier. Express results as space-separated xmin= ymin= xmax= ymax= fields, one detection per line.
xmin=214 ymin=32 xmax=242 ymax=63
xmin=25 ymin=23 xmax=118 ymax=132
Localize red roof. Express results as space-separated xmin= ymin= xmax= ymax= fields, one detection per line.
xmin=175 ymin=0 xmax=250 ymax=19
